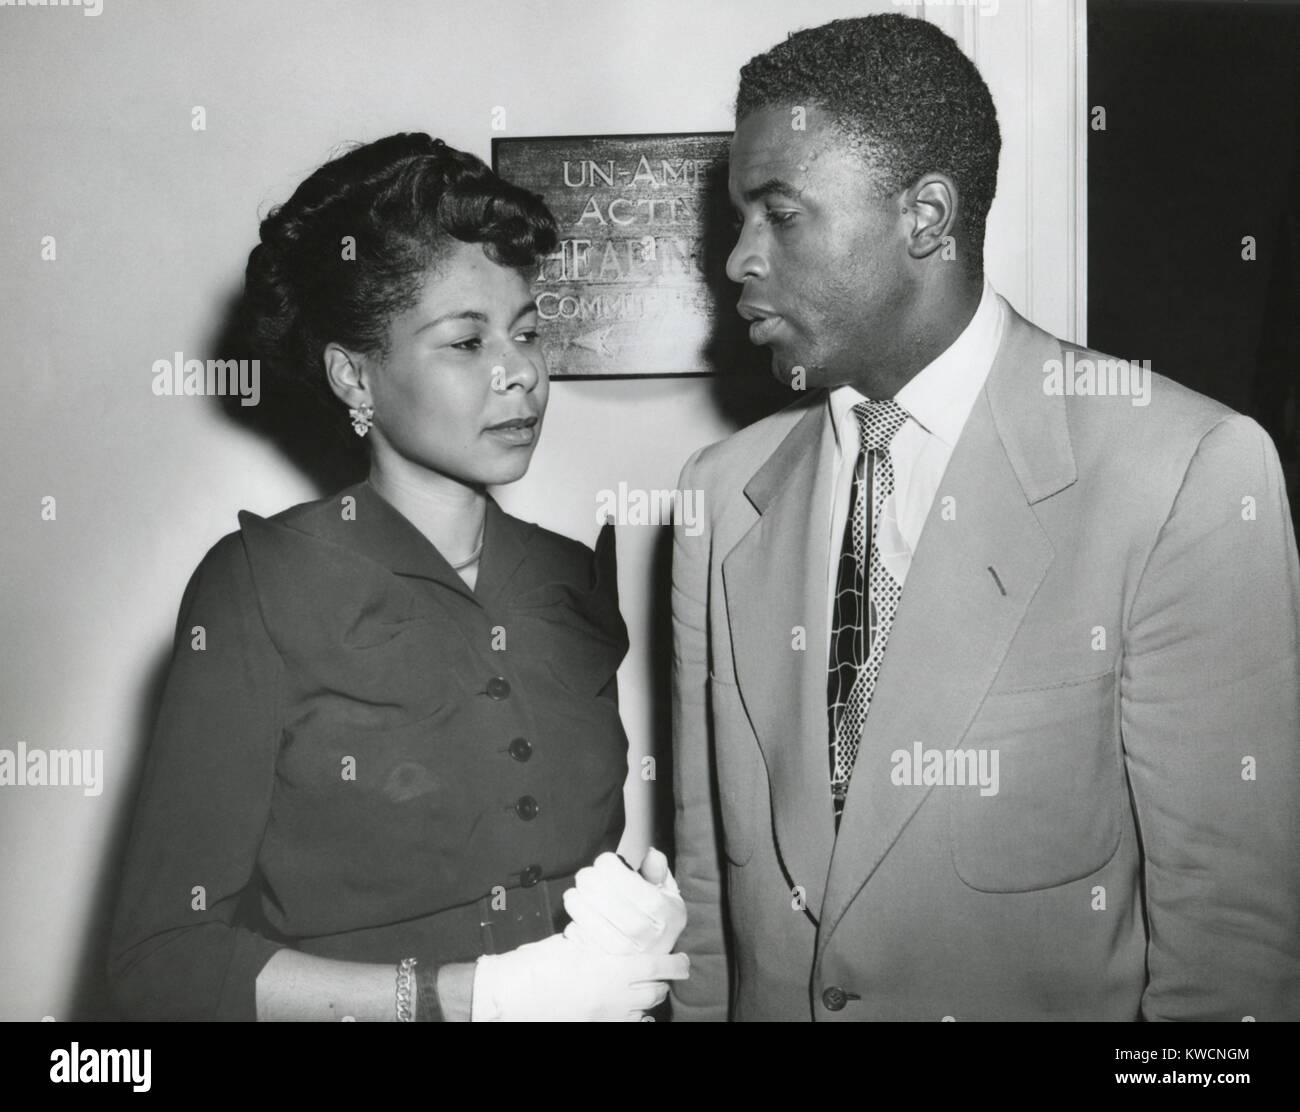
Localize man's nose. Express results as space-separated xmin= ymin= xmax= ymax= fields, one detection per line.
xmin=726 ymin=226 xmax=768 ymax=285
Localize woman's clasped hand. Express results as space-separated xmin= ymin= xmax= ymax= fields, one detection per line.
xmin=474 ymin=849 xmax=690 ymax=1021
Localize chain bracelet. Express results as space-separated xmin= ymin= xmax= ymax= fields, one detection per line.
xmin=396 ymin=956 xmax=418 ymax=1022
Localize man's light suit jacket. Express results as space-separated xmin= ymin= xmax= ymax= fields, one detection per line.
xmin=671 ymin=302 xmax=1300 ymax=1021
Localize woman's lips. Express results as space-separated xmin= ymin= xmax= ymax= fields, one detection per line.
xmin=484 ymin=418 xmax=538 ymax=447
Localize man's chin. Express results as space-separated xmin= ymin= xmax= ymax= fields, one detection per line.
xmin=767 ymin=350 xmax=796 ymax=384
xmin=769 ymin=352 xmax=825 ymax=391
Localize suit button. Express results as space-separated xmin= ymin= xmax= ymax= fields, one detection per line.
xmin=508 ymin=737 xmax=532 ymax=762
xmin=822 ymin=986 xmax=847 ymax=1011
xmin=520 ymin=864 xmax=542 ymax=887
xmin=486 ymin=676 xmax=511 ymax=700
xmin=514 ymin=795 xmax=539 ymax=821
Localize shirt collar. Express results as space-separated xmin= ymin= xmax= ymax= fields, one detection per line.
xmin=829 ymin=279 xmax=1005 ymax=450
xmin=291 ymin=479 xmax=535 ymax=606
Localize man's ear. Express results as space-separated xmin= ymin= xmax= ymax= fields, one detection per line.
xmin=323 ymin=342 xmax=370 ymax=410
xmin=902 ymin=174 xmax=961 ymax=261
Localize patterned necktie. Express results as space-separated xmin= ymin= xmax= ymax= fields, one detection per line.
xmin=827 ymin=398 xmax=910 ymax=826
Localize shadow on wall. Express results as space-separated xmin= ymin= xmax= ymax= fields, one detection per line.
xmin=210 ymin=291 xmax=372 ymax=493
xmin=66 ymin=647 xmax=169 ymax=1021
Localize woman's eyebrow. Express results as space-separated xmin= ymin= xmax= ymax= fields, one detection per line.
xmin=415 ymin=309 xmax=488 ymax=334
xmin=415 ymin=298 xmax=538 ymax=335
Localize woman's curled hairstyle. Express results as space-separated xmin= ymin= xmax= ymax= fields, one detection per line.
xmin=240 ymin=132 xmax=558 ymax=431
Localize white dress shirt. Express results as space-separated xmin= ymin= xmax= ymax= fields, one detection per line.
xmin=825 ymin=281 xmax=1006 ymax=653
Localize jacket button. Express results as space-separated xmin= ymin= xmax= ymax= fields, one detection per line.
xmin=486 ymin=676 xmax=510 ymax=700
xmin=520 ymin=864 xmax=542 ymax=887
xmin=822 ymin=986 xmax=847 ymax=1011
xmin=514 ymin=795 xmax=539 ymax=821
xmin=508 ymin=737 xmax=532 ymax=762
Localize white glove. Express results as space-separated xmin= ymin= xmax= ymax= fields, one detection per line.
xmin=471 ymin=932 xmax=689 ymax=1022
xmin=561 ymin=848 xmax=687 ymax=956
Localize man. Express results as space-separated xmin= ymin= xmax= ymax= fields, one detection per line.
xmin=670 ymin=14 xmax=1300 ymax=1021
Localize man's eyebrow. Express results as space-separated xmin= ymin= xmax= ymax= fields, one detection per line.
xmin=740 ymin=177 xmax=805 ymax=204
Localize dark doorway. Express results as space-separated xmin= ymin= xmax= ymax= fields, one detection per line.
xmin=1088 ymin=0 xmax=1300 ymax=528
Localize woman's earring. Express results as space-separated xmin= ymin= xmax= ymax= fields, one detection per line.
xmin=349 ymin=402 xmax=374 ymax=438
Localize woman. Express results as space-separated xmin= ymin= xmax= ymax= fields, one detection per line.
xmin=108 ymin=133 xmax=687 ymax=1020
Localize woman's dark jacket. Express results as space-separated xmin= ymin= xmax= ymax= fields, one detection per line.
xmin=108 ymin=480 xmax=629 ymax=1019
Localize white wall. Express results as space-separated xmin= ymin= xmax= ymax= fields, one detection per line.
xmin=0 ymin=0 xmax=1082 ymax=1019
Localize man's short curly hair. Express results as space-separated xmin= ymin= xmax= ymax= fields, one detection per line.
xmin=736 ymin=14 xmax=1001 ymax=267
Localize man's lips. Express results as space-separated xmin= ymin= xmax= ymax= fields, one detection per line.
xmin=748 ymin=316 xmax=784 ymax=345
xmin=737 ymin=302 xmax=785 ymax=345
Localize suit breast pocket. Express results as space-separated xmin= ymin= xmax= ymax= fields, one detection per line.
xmin=709 ymin=672 xmax=761 ymax=867
xmin=948 ymin=670 xmax=1123 ymax=892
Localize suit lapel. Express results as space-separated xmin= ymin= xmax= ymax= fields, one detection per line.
xmin=723 ymin=395 xmax=838 ymax=918
xmin=819 ymin=303 xmax=1078 ymax=940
